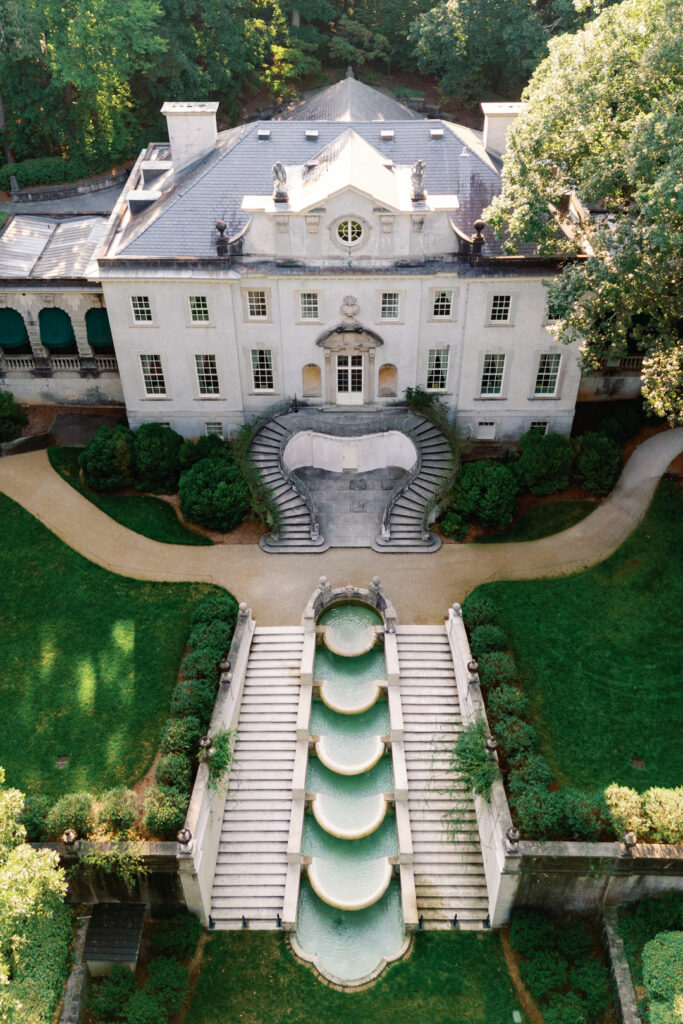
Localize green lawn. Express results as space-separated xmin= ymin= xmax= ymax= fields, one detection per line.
xmin=48 ymin=447 xmax=212 ymax=546
xmin=0 ymin=492 xmax=222 ymax=798
xmin=185 ymin=932 xmax=523 ymax=1024
xmin=473 ymin=479 xmax=683 ymax=791
xmin=475 ymin=499 xmax=597 ymax=543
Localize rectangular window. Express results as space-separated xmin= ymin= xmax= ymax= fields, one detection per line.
xmin=489 ymin=294 xmax=511 ymax=322
xmin=427 ymin=348 xmax=449 ymax=390
xmin=477 ymin=421 xmax=496 ymax=440
xmin=247 ymin=290 xmax=268 ymax=318
xmin=432 ymin=290 xmax=453 ymax=318
xmin=195 ymin=354 xmax=220 ymax=395
xmin=140 ymin=354 xmax=165 ymax=395
xmin=131 ymin=295 xmax=152 ymax=322
xmin=205 ymin=421 xmax=223 ymax=437
xmin=481 ymin=353 xmax=506 ymax=395
xmin=300 ymin=292 xmax=319 ymax=320
xmin=251 ymin=349 xmax=274 ymax=390
xmin=189 ymin=296 xmax=209 ymax=322
xmin=381 ymin=292 xmax=400 ymax=320
xmin=545 ymin=305 xmax=562 ymax=322
xmin=534 ymin=353 xmax=561 ymax=395
xmin=530 ymin=420 xmax=548 ymax=434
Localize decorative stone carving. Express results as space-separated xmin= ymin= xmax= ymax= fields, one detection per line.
xmin=272 ymin=161 xmax=288 ymax=203
xmin=411 ymin=159 xmax=426 ymax=202
xmin=341 ymin=295 xmax=359 ymax=323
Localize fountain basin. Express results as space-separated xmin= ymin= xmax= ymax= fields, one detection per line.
xmin=312 ymin=792 xmax=388 ymax=840
xmin=315 ymin=734 xmax=385 ymax=775
xmin=308 ymin=856 xmax=393 ymax=911
xmin=318 ymin=677 xmax=383 ymax=715
xmin=318 ymin=603 xmax=382 ymax=658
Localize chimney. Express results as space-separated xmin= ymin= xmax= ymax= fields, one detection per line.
xmin=161 ymin=102 xmax=219 ymax=173
xmin=481 ymin=102 xmax=524 ymax=158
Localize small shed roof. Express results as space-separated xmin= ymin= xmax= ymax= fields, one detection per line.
xmin=0 ymin=215 xmax=107 ymax=279
xmin=83 ymin=903 xmax=145 ymax=964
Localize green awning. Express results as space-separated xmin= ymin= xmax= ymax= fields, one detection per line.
xmin=86 ymin=307 xmax=114 ymax=351
xmin=39 ymin=307 xmax=75 ymax=350
xmin=0 ymin=308 xmax=29 ymax=350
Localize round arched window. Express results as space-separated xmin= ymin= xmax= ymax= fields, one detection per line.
xmin=337 ymin=219 xmax=363 ymax=245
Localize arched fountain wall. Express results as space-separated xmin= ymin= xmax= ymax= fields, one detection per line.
xmin=282 ymin=430 xmax=417 ymax=475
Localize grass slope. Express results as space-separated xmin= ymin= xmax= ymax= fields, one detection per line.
xmin=48 ymin=447 xmax=212 ymax=546
xmin=185 ymin=932 xmax=522 ymax=1024
xmin=0 ymin=492 xmax=221 ymax=798
xmin=475 ymin=499 xmax=597 ymax=543
xmin=475 ymin=479 xmax=683 ymax=791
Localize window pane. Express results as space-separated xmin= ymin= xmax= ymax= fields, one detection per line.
xmin=131 ymin=296 xmax=152 ymax=322
xmin=534 ymin=353 xmax=561 ymax=394
xmin=481 ymin=353 xmax=505 ymax=394
xmin=490 ymin=295 xmax=511 ymax=322
xmin=195 ymin=354 xmax=220 ymax=395
xmin=205 ymin=421 xmax=223 ymax=437
xmin=251 ymin=349 xmax=273 ymax=389
xmin=140 ymin=354 xmax=165 ymax=395
xmin=381 ymin=292 xmax=399 ymax=319
xmin=337 ymin=219 xmax=363 ymax=244
xmin=477 ymin=421 xmax=496 ymax=440
xmin=189 ymin=296 xmax=209 ymax=321
xmin=432 ymin=290 xmax=452 ymax=318
xmin=300 ymin=292 xmax=319 ymax=319
xmin=427 ymin=348 xmax=449 ymax=390
xmin=247 ymin=290 xmax=268 ymax=318
xmin=530 ymin=421 xmax=548 ymax=434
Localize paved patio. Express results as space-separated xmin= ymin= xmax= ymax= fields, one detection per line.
xmin=294 ymin=466 xmax=404 ymax=546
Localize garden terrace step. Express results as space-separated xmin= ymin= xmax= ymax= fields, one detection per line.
xmin=210 ymin=626 xmax=303 ymax=930
xmin=397 ymin=625 xmax=488 ymax=931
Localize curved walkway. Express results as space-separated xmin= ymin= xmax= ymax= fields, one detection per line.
xmin=0 ymin=428 xmax=681 ymax=625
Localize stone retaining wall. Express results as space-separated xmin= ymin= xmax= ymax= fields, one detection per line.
xmin=602 ymin=909 xmax=643 ymax=1024
xmin=11 ymin=168 xmax=128 ymax=203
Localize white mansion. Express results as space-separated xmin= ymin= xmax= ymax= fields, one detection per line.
xmin=0 ymin=78 xmax=642 ymax=440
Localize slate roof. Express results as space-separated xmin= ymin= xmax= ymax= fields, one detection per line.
xmin=276 ymin=77 xmax=422 ymax=123
xmin=112 ymin=118 xmax=509 ymax=260
xmin=0 ymin=215 xmax=107 ymax=278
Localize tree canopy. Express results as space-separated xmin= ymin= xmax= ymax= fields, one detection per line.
xmin=485 ymin=0 xmax=683 ymax=423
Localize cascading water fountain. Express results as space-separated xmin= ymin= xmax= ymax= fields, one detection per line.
xmin=292 ymin=598 xmax=411 ymax=984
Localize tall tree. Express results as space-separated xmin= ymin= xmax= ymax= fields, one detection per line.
xmin=409 ymin=0 xmax=547 ymax=102
xmin=485 ymin=0 xmax=683 ymax=424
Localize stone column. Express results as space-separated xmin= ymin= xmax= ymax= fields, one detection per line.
xmin=324 ymin=348 xmax=334 ymax=404
xmin=367 ymin=348 xmax=375 ymax=404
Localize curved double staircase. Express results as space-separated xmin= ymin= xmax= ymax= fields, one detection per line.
xmin=250 ymin=411 xmax=453 ymax=553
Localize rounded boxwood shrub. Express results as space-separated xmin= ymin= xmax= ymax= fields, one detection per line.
xmin=517 ymin=430 xmax=574 ymax=495
xmin=477 ymin=651 xmax=517 ymax=688
xmin=155 ymin=752 xmax=193 ymax=792
xmin=87 ymin=964 xmax=137 ymax=1020
xmin=451 ymin=460 xmax=519 ymax=529
xmin=605 ymin=783 xmax=646 ymax=838
xmin=188 ymin=619 xmax=233 ymax=657
xmin=160 ymin=716 xmax=203 ymax=757
xmin=152 ymin=911 xmax=203 ymax=959
xmin=495 ymin=716 xmax=537 ymax=759
xmin=0 ymin=392 xmax=28 ymax=443
xmin=122 ymin=989 xmax=167 ymax=1024
xmin=643 ymin=932 xmax=683 ymax=1005
xmin=519 ymin=950 xmax=568 ymax=998
xmin=147 ymin=957 xmax=190 ymax=1015
xmin=554 ymin=919 xmax=595 ymax=960
xmin=569 ymin=959 xmax=612 ymax=1009
xmin=170 ymin=678 xmax=217 ymax=722
xmin=19 ymin=793 xmax=51 ymax=842
xmin=642 ymin=787 xmax=683 ymax=844
xmin=45 ymin=791 xmax=94 ymax=839
xmin=542 ymin=992 xmax=590 ymax=1024
xmin=573 ymin=431 xmax=623 ymax=494
xmin=144 ymin=785 xmax=188 ymax=838
xmin=179 ymin=433 xmax=230 ymax=470
xmin=133 ymin=422 xmax=183 ymax=494
xmin=469 ymin=624 xmax=508 ymax=659
xmin=179 ymin=457 xmax=249 ymax=532
xmin=191 ymin=592 xmax=239 ymax=630
xmin=507 ymin=754 xmax=552 ymax=796
xmin=440 ymin=511 xmax=467 ymax=540
xmin=558 ymin=787 xmax=606 ymax=841
xmin=513 ymin=784 xmax=563 ymax=839
xmin=486 ymin=684 xmax=529 ymax=721
xmin=461 ymin=593 xmax=498 ymax=629
xmin=78 ymin=425 xmax=135 ymax=492
xmin=509 ymin=909 xmax=556 ymax=957
xmin=97 ymin=788 xmax=138 ymax=835
xmin=182 ymin=646 xmax=220 ymax=683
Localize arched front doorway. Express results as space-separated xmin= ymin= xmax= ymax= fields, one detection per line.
xmin=316 ymin=322 xmax=384 ymax=407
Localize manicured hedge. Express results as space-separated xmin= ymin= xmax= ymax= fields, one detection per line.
xmin=451 ymin=460 xmax=519 ymax=529
xmin=178 ymin=455 xmax=249 ymax=532
xmin=0 ymin=154 xmax=105 ymax=191
xmin=79 ymin=425 xmax=135 ymax=492
xmin=0 ymin=897 xmax=72 ymax=1024
xmin=133 ymin=423 xmax=183 ymax=494
xmin=642 ymin=931 xmax=683 ymax=1023
xmin=573 ymin=431 xmax=623 ymax=494
xmin=0 ymin=392 xmax=28 ymax=444
xmin=516 ymin=431 xmax=574 ymax=495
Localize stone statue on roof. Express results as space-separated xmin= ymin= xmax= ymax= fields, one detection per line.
xmin=411 ymin=159 xmax=426 ymax=202
xmin=272 ymin=161 xmax=288 ymax=203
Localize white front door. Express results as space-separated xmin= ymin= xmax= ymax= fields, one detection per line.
xmin=336 ymin=354 xmax=364 ymax=406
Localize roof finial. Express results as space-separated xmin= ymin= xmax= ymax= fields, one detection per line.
xmin=272 ymin=161 xmax=288 ymax=204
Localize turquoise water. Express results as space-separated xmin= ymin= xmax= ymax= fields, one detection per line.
xmin=296 ymin=879 xmax=405 ymax=982
xmin=296 ymin=601 xmax=404 ymax=983
xmin=319 ymin=602 xmax=381 ymax=656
